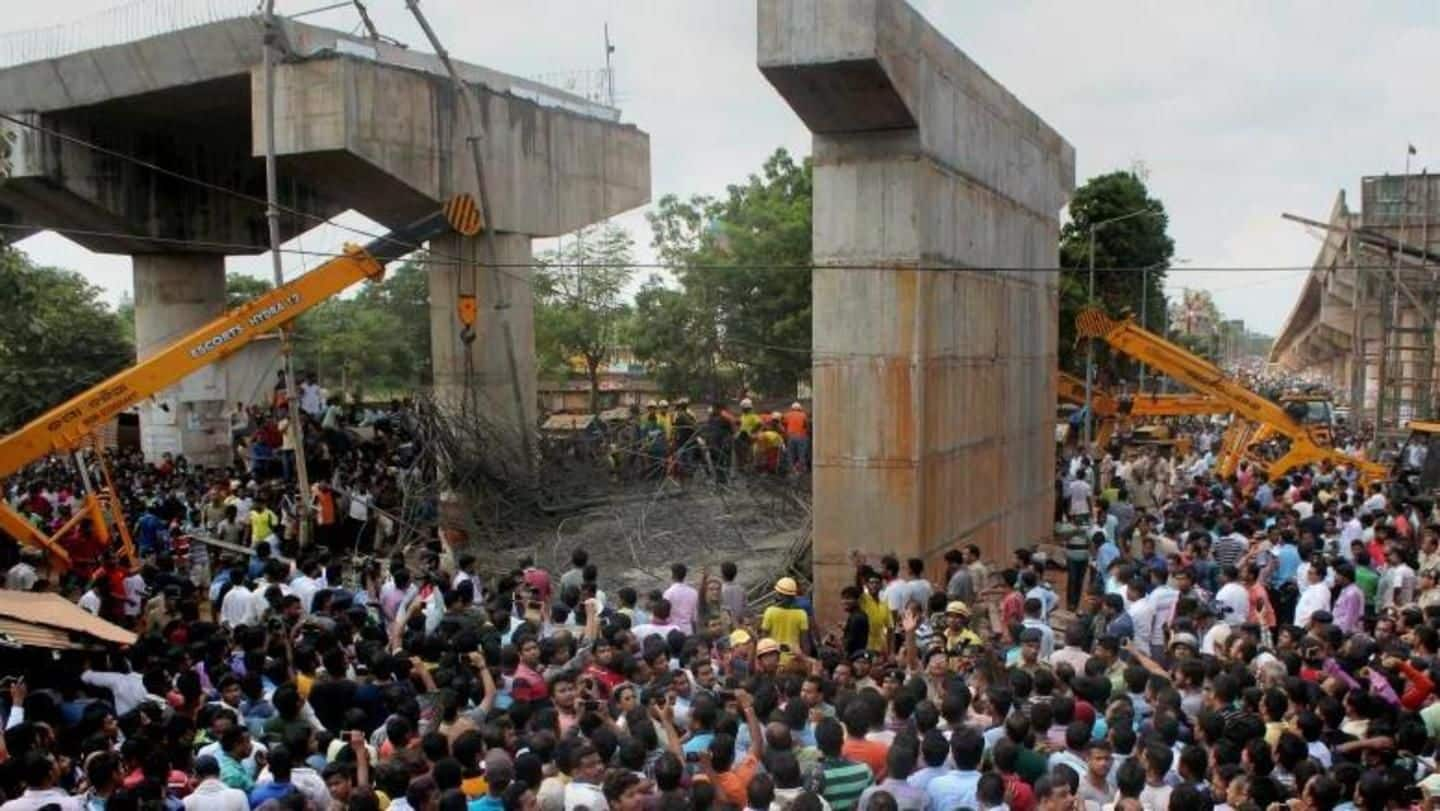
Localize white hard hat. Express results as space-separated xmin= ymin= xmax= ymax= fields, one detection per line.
xmin=646 ymin=400 xmax=657 ymax=408
xmin=658 ymin=399 xmax=669 ymax=408
xmin=791 ymin=401 xmax=803 ymax=410
xmin=740 ymin=398 xmax=753 ymax=409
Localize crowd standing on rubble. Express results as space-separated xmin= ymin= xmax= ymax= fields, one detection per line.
xmin=4 ymin=385 xmax=1440 ymax=811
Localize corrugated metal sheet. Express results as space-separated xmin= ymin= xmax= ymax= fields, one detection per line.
xmin=0 ymin=591 xmax=136 ymax=648
xmin=0 ymin=618 xmax=73 ymax=650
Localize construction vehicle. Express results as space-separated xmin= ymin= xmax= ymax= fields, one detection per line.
xmin=0 ymin=195 xmax=482 ymax=568
xmin=1056 ymin=371 xmax=1227 ymax=452
xmin=1393 ymin=421 xmax=1440 ymax=499
xmin=1076 ymin=308 xmax=1388 ymax=484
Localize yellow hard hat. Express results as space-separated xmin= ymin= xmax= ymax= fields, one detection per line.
xmin=774 ymin=576 xmax=799 ymax=596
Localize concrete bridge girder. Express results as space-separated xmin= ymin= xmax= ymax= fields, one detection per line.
xmin=0 ymin=17 xmax=651 ymax=465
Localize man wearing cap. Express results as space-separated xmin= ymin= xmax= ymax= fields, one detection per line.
xmin=761 ymin=577 xmax=810 ymax=659
xmin=753 ymin=639 xmax=782 ymax=678
xmin=782 ymin=401 xmax=809 ymax=473
xmin=942 ymin=601 xmax=982 ymax=652
xmin=736 ymin=398 xmax=761 ymax=469
xmin=724 ymin=629 xmax=754 ymax=679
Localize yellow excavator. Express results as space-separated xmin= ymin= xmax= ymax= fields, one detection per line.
xmin=1076 ymin=308 xmax=1388 ymax=484
xmin=0 ymin=196 xmax=483 ymax=568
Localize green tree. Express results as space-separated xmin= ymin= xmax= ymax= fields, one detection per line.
xmin=1059 ymin=170 xmax=1175 ymax=378
xmin=286 ymin=262 xmax=431 ymax=395
xmin=628 ymin=276 xmax=733 ymax=398
xmin=643 ymin=148 xmax=812 ymax=398
xmin=0 ymin=249 xmax=133 ymax=431
xmin=225 ymin=272 xmax=272 ymax=308
xmin=535 ymin=224 xmax=634 ymax=414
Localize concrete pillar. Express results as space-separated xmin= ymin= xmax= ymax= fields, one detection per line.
xmin=132 ymin=254 xmax=232 ymax=468
xmin=428 ymin=232 xmax=537 ymax=443
xmin=759 ymin=0 xmax=1074 ymax=625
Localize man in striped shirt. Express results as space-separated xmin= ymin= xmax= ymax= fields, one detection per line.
xmin=814 ymin=717 xmax=874 ymax=811
xmin=1213 ymin=522 xmax=1248 ymax=569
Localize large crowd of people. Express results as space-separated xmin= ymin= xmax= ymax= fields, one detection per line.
xmin=3 ymin=388 xmax=1440 ymax=811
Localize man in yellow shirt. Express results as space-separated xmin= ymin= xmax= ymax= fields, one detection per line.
xmin=858 ymin=566 xmax=894 ymax=655
xmin=760 ymin=577 xmax=810 ymax=660
xmin=248 ymin=497 xmax=279 ymax=546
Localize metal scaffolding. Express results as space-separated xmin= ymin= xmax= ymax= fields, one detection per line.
xmin=1363 ymin=173 xmax=1440 ymax=442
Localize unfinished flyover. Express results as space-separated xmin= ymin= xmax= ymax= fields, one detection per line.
xmin=0 ymin=13 xmax=651 ymax=467
xmin=1270 ymin=174 xmax=1440 ymax=437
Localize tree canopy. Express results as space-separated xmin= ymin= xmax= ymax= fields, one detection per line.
xmin=638 ymin=147 xmax=812 ymax=399
xmin=288 ymin=261 xmax=432 ymax=397
xmin=0 ymin=248 xmax=133 ymax=432
xmin=1058 ymin=170 xmax=1175 ymax=378
xmin=534 ymin=224 xmax=635 ymax=413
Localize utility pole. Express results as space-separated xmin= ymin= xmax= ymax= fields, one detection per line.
xmin=262 ymin=1 xmax=313 ymax=546
xmin=1083 ymin=207 xmax=1160 ymax=482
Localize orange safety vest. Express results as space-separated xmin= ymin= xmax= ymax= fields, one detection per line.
xmin=783 ymin=409 xmax=809 ymax=439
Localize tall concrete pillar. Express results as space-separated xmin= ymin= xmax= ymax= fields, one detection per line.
xmin=132 ymin=254 xmax=232 ymax=468
xmin=759 ymin=0 xmax=1074 ymax=625
xmin=427 ymin=233 xmax=537 ymax=442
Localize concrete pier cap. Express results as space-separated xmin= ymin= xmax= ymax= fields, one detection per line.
xmin=758 ymin=0 xmax=1074 ymax=625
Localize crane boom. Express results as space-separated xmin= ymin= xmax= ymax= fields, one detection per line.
xmin=0 ymin=195 xmax=482 ymax=565
xmin=1076 ymin=308 xmax=1386 ymax=483
xmin=1126 ymin=393 xmax=1228 ymax=418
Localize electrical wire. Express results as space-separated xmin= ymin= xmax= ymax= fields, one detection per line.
xmin=0 ymin=223 xmax=1418 ymax=275
xmin=3 ymin=111 xmax=1415 ymax=278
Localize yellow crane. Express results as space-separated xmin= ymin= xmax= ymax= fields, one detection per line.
xmin=0 ymin=196 xmax=482 ymax=567
xmin=1076 ymin=308 xmax=1387 ymax=484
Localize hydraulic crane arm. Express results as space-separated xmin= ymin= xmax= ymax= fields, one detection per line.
xmin=1076 ymin=309 xmax=1301 ymax=434
xmin=1076 ymin=308 xmax=1387 ymax=483
xmin=1056 ymin=371 xmax=1117 ymax=416
xmin=0 ymin=195 xmax=481 ymax=564
xmin=1126 ymin=394 xmax=1228 ymax=418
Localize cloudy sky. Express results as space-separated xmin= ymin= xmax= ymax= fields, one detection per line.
xmin=5 ymin=0 xmax=1439 ymax=334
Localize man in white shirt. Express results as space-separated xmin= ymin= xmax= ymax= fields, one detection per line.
xmin=1214 ymin=565 xmax=1250 ymax=627
xmin=1293 ymin=563 xmax=1332 ymax=629
xmin=77 ymin=579 xmax=104 ymax=615
xmin=184 ymin=756 xmax=250 ymax=811
xmin=1067 ymin=474 xmax=1093 ymax=520
xmin=1380 ymin=550 xmax=1417 ymax=609
xmin=289 ymin=560 xmax=323 ymax=614
xmin=81 ymin=667 xmax=149 ymax=717
xmin=561 ymin=742 xmax=608 ymax=810
xmin=0 ymin=751 xmax=83 ymax=811
xmin=1125 ymin=579 xmax=1156 ymax=657
xmin=220 ymin=577 xmax=254 ymax=629
xmin=1338 ymin=507 xmax=1363 ymax=559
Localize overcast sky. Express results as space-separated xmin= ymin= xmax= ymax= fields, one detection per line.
xmin=5 ymin=0 xmax=1439 ymax=334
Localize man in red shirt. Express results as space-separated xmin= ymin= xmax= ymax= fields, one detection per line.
xmin=510 ymin=634 xmax=549 ymax=703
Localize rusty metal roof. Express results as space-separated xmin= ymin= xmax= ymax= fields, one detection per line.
xmin=0 ymin=591 xmax=136 ymax=650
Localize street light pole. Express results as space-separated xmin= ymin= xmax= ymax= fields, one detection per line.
xmin=1081 ymin=207 xmax=1162 ymax=481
